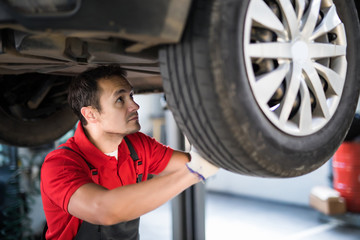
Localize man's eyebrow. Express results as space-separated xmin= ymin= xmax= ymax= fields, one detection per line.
xmin=112 ymin=88 xmax=134 ymax=97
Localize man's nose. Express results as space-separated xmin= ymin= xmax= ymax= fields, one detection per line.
xmin=129 ymin=99 xmax=140 ymax=111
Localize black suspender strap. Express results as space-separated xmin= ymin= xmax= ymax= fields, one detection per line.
xmin=124 ymin=137 xmax=139 ymax=161
xmin=124 ymin=137 xmax=143 ymax=183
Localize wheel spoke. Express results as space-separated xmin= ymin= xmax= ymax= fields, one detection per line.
xmin=254 ymin=63 xmax=290 ymax=104
xmin=279 ymin=64 xmax=302 ymax=124
xmin=299 ymin=80 xmax=313 ymax=132
xmin=301 ymin=0 xmax=321 ymax=38
xmin=308 ymin=42 xmax=346 ymax=59
xmin=278 ymin=0 xmax=299 ymax=38
xmin=248 ymin=0 xmax=285 ymax=33
xmin=311 ymin=5 xmax=341 ymax=40
xmin=295 ymin=0 xmax=306 ymax=23
xmin=248 ymin=42 xmax=292 ymax=59
xmin=314 ymin=62 xmax=345 ymax=96
xmin=303 ymin=63 xmax=330 ymax=119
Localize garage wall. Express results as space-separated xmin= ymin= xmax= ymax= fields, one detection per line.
xmin=206 ymin=160 xmax=332 ymax=206
xmin=135 ymin=93 xmax=164 ymax=135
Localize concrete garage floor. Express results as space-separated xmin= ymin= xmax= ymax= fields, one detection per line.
xmin=139 ymin=191 xmax=360 ymax=240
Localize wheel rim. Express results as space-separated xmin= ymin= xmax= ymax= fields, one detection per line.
xmin=243 ymin=0 xmax=347 ymax=136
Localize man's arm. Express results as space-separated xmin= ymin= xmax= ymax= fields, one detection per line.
xmin=67 ymin=150 xmax=198 ymax=225
xmin=159 ymin=150 xmax=190 ymax=175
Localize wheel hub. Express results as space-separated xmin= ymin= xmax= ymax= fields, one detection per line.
xmin=291 ymin=40 xmax=308 ymax=63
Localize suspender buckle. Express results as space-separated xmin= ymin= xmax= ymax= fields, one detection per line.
xmin=90 ymin=169 xmax=99 ymax=183
xmin=137 ymin=174 xmax=143 ymax=183
xmin=135 ymin=160 xmax=143 ymax=183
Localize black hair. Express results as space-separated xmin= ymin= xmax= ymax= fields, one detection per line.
xmin=68 ymin=65 xmax=127 ymax=125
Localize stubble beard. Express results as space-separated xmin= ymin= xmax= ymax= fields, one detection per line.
xmin=128 ymin=121 xmax=141 ymax=135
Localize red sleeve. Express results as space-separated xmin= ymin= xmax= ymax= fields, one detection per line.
xmin=149 ymin=144 xmax=173 ymax=174
xmin=130 ymin=133 xmax=174 ymax=175
xmin=41 ymin=150 xmax=92 ymax=213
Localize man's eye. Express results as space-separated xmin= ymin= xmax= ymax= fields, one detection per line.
xmin=117 ymin=97 xmax=124 ymax=103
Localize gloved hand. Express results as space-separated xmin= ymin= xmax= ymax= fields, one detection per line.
xmin=187 ymin=149 xmax=219 ymax=181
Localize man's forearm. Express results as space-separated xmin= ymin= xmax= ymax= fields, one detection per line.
xmin=68 ymin=149 xmax=219 ymax=225
xmin=103 ymin=166 xmax=199 ymax=224
xmin=70 ymin=165 xmax=199 ymax=225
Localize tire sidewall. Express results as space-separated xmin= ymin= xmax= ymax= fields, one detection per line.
xmin=213 ymin=0 xmax=360 ymax=174
xmin=0 ymin=106 xmax=77 ymax=147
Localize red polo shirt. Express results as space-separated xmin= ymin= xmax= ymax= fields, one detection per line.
xmin=40 ymin=122 xmax=173 ymax=240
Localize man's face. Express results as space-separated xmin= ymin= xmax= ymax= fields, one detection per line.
xmin=96 ymin=76 xmax=140 ymax=136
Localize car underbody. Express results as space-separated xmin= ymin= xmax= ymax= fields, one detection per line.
xmin=0 ymin=0 xmax=359 ymax=178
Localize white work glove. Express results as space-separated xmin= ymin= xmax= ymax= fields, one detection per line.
xmin=187 ymin=149 xmax=219 ymax=181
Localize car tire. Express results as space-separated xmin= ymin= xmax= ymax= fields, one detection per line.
xmin=0 ymin=74 xmax=78 ymax=147
xmin=0 ymin=106 xmax=77 ymax=147
xmin=160 ymin=0 xmax=360 ymax=177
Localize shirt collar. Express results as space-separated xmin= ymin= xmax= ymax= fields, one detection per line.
xmin=105 ymin=149 xmax=119 ymax=160
xmin=73 ymin=122 xmax=130 ymax=168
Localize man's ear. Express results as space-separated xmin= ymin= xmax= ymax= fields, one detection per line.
xmin=81 ymin=106 xmax=98 ymax=124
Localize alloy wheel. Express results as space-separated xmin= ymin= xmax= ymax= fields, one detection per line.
xmin=244 ymin=0 xmax=347 ymax=136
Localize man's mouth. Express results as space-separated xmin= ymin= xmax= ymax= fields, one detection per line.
xmin=128 ymin=113 xmax=139 ymax=121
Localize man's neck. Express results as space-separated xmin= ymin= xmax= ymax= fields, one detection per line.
xmin=83 ymin=125 xmax=123 ymax=154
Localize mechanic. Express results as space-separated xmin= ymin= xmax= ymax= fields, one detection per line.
xmin=40 ymin=65 xmax=218 ymax=240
